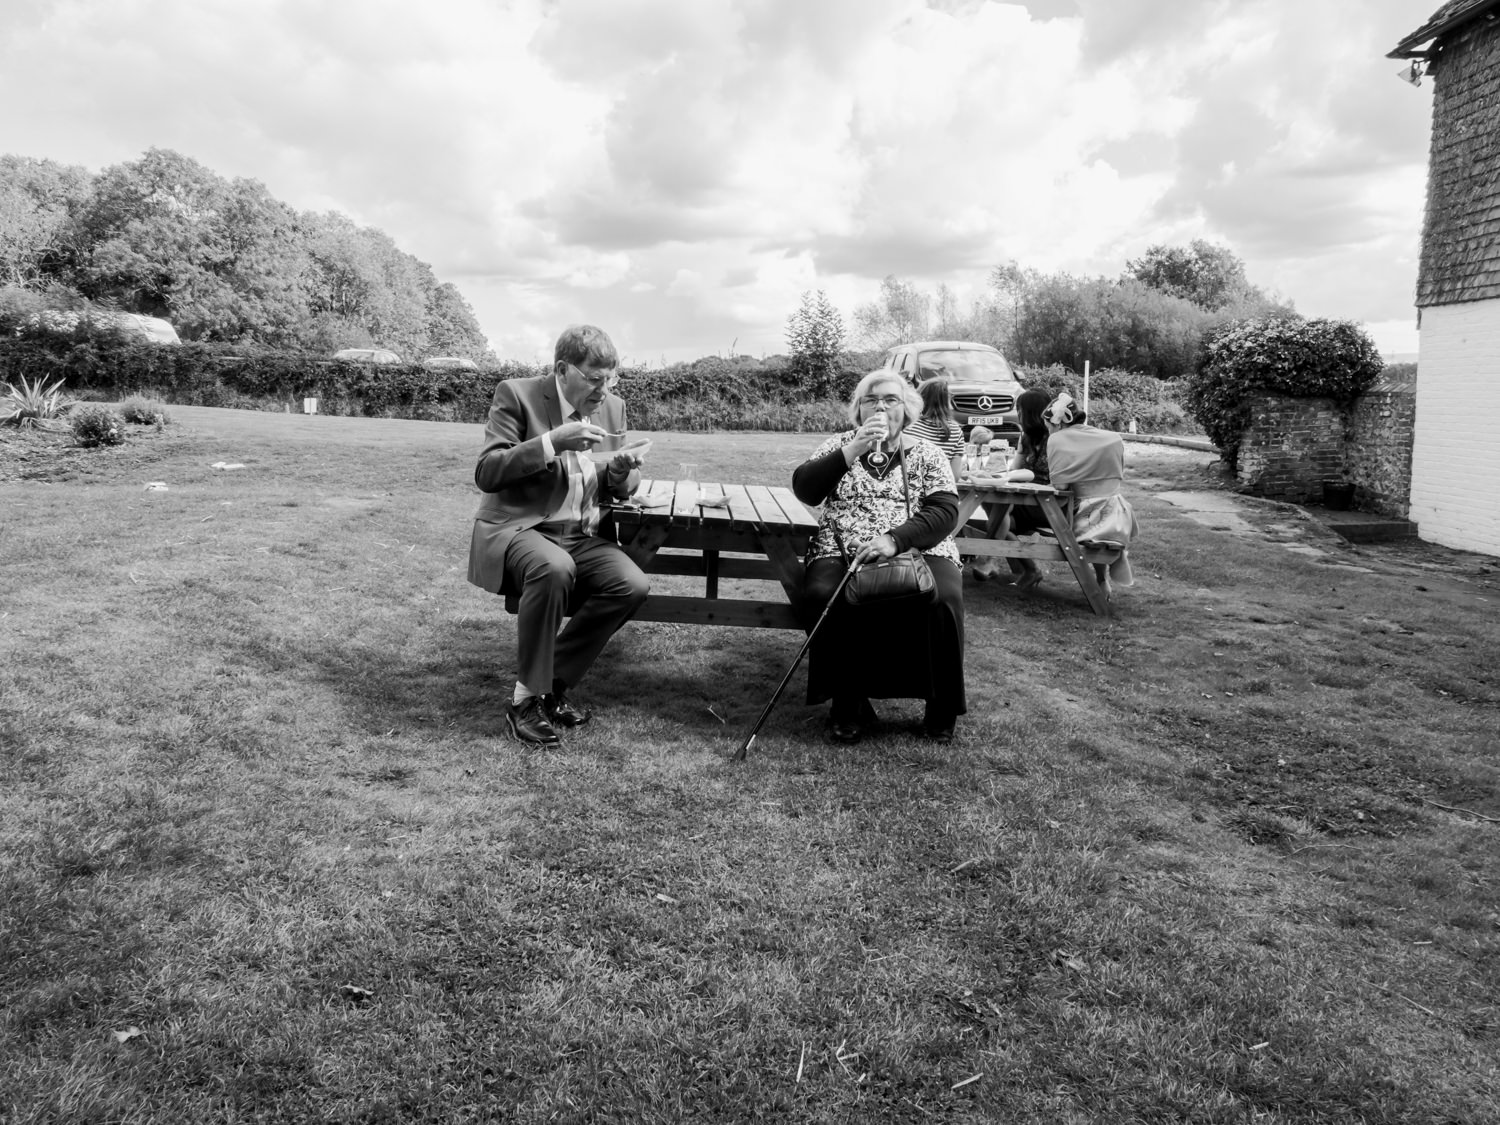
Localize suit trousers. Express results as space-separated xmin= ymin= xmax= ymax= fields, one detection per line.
xmin=505 ymin=529 xmax=649 ymax=695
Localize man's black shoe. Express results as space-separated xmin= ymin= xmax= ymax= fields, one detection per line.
xmin=543 ymin=689 xmax=591 ymax=729
xmin=506 ymin=697 xmax=560 ymax=746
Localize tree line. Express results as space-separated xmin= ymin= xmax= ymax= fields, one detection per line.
xmin=790 ymin=240 xmax=1296 ymax=383
xmin=0 ymin=148 xmax=492 ymax=361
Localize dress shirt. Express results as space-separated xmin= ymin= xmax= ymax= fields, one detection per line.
xmin=538 ymin=374 xmax=600 ymax=538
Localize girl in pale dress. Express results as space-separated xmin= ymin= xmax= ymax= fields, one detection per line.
xmin=1043 ymin=392 xmax=1138 ymax=597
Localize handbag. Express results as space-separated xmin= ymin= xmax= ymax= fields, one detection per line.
xmin=832 ymin=442 xmax=938 ymax=608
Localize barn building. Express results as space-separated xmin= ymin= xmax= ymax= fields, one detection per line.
xmin=1390 ymin=0 xmax=1500 ymax=556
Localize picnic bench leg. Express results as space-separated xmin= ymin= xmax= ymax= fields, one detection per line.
xmin=617 ymin=524 xmax=670 ymax=570
xmin=760 ymin=535 xmax=810 ymax=632
xmin=704 ymin=549 xmax=719 ymax=599
xmin=1037 ymin=493 xmax=1111 ymax=616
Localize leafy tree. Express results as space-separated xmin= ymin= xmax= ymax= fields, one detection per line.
xmin=425 ymin=282 xmax=493 ymax=361
xmin=984 ymin=262 xmax=1035 ymax=363
xmin=1126 ymin=240 xmax=1264 ymax=311
xmin=1011 ymin=274 xmax=1209 ymax=379
xmin=1 ymin=146 xmax=493 ymax=357
xmin=785 ymin=289 xmax=846 ymax=397
xmin=302 ymin=212 xmax=436 ymax=357
xmin=1183 ymin=316 xmax=1383 ymax=470
xmin=0 ymin=156 xmax=92 ymax=288
xmin=853 ymin=275 xmax=930 ymax=349
xmin=76 ymin=148 xmax=235 ymax=322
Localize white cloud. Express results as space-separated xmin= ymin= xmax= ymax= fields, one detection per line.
xmin=0 ymin=0 xmax=1436 ymax=361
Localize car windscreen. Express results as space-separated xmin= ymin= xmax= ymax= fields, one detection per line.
xmin=917 ymin=350 xmax=1015 ymax=383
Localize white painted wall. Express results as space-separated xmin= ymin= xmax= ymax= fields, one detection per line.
xmin=1410 ymin=298 xmax=1500 ymax=557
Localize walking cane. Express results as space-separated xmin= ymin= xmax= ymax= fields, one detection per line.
xmin=734 ymin=557 xmax=862 ymax=761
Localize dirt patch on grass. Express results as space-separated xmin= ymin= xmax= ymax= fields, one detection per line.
xmin=0 ymin=423 xmax=196 ymax=484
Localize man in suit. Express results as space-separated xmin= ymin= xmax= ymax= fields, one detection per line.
xmin=467 ymin=324 xmax=650 ymax=746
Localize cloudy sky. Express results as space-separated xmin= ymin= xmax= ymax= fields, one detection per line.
xmin=2 ymin=0 xmax=1438 ymax=363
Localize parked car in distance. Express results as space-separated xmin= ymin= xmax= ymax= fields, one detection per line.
xmin=419 ymin=356 xmax=478 ymax=370
xmin=881 ymin=340 xmax=1025 ymax=441
xmin=21 ymin=309 xmax=181 ymax=345
xmin=333 ymin=348 xmax=402 ymax=364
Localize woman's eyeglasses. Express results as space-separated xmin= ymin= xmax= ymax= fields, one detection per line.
xmin=859 ymin=394 xmax=904 ymax=408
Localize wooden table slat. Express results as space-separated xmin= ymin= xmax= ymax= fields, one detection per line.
xmin=761 ymin=485 xmax=821 ymax=532
xmin=719 ymin=482 xmax=760 ymax=532
xmin=743 ymin=484 xmax=788 ymax=531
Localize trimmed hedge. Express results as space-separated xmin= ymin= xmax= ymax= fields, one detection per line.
xmin=1182 ymin=317 xmax=1383 ymax=468
xmin=0 ymin=337 xmax=854 ymax=431
xmin=0 ymin=335 xmax=515 ymax=422
xmin=1016 ymin=364 xmax=1188 ymax=433
xmin=0 ymin=333 xmax=1194 ymax=436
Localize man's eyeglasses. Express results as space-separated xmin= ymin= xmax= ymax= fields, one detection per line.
xmin=566 ymin=362 xmax=617 ymax=388
xmin=859 ymin=394 xmax=904 ymax=408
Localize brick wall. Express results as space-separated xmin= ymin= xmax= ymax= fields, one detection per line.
xmin=1409 ymin=298 xmax=1500 ymax=557
xmin=1237 ymin=395 xmax=1345 ymax=504
xmin=1236 ymin=386 xmax=1416 ymax=516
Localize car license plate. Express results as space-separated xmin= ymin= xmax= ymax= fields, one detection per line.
xmin=968 ymin=414 xmax=1006 ymax=425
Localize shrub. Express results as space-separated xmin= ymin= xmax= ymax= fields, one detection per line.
xmin=119 ymin=395 xmax=170 ymax=425
xmin=71 ymin=405 xmax=125 ymax=447
xmin=2 ymin=375 xmax=72 ymax=428
xmin=1015 ymin=364 xmax=1190 ymax=433
xmin=1183 ymin=317 xmax=1383 ymax=469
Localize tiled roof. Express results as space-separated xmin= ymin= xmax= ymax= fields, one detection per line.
xmin=1390 ymin=0 xmax=1500 ymax=57
xmin=1414 ymin=16 xmax=1500 ymax=305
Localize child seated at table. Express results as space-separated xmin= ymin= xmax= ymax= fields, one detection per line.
xmin=971 ymin=389 xmax=1051 ymax=590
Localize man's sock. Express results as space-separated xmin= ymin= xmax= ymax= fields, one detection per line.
xmin=512 ymin=681 xmax=536 ymax=706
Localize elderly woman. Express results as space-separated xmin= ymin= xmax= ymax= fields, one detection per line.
xmin=1043 ymin=392 xmax=1138 ymax=597
xmin=791 ymin=371 xmax=966 ymax=744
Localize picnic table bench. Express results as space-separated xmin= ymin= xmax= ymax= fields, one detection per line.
xmin=955 ymin=476 xmax=1122 ymax=616
xmin=503 ymin=478 xmax=819 ymax=629
xmin=500 ymin=476 xmax=1119 ymax=624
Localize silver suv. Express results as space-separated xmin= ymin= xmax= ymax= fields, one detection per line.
xmin=881 ymin=341 xmax=1025 ymax=440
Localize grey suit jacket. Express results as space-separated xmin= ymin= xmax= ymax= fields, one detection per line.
xmin=467 ymin=373 xmax=640 ymax=594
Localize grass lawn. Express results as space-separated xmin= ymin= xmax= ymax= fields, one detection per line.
xmin=2 ymin=406 xmax=1498 ymax=1124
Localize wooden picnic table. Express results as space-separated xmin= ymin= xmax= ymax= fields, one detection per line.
xmin=955 ymin=476 xmax=1119 ymax=616
xmin=603 ymin=478 xmax=821 ymax=629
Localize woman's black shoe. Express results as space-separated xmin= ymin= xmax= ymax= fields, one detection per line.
xmin=921 ymin=703 xmax=956 ymax=744
xmin=829 ymin=697 xmax=876 ymax=744
xmin=830 ymin=719 xmax=864 ymax=744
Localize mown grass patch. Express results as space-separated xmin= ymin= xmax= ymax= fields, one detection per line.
xmin=2 ymin=409 xmax=1497 ymax=1123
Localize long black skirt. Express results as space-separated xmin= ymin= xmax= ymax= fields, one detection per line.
xmin=801 ymin=555 xmax=966 ymax=716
